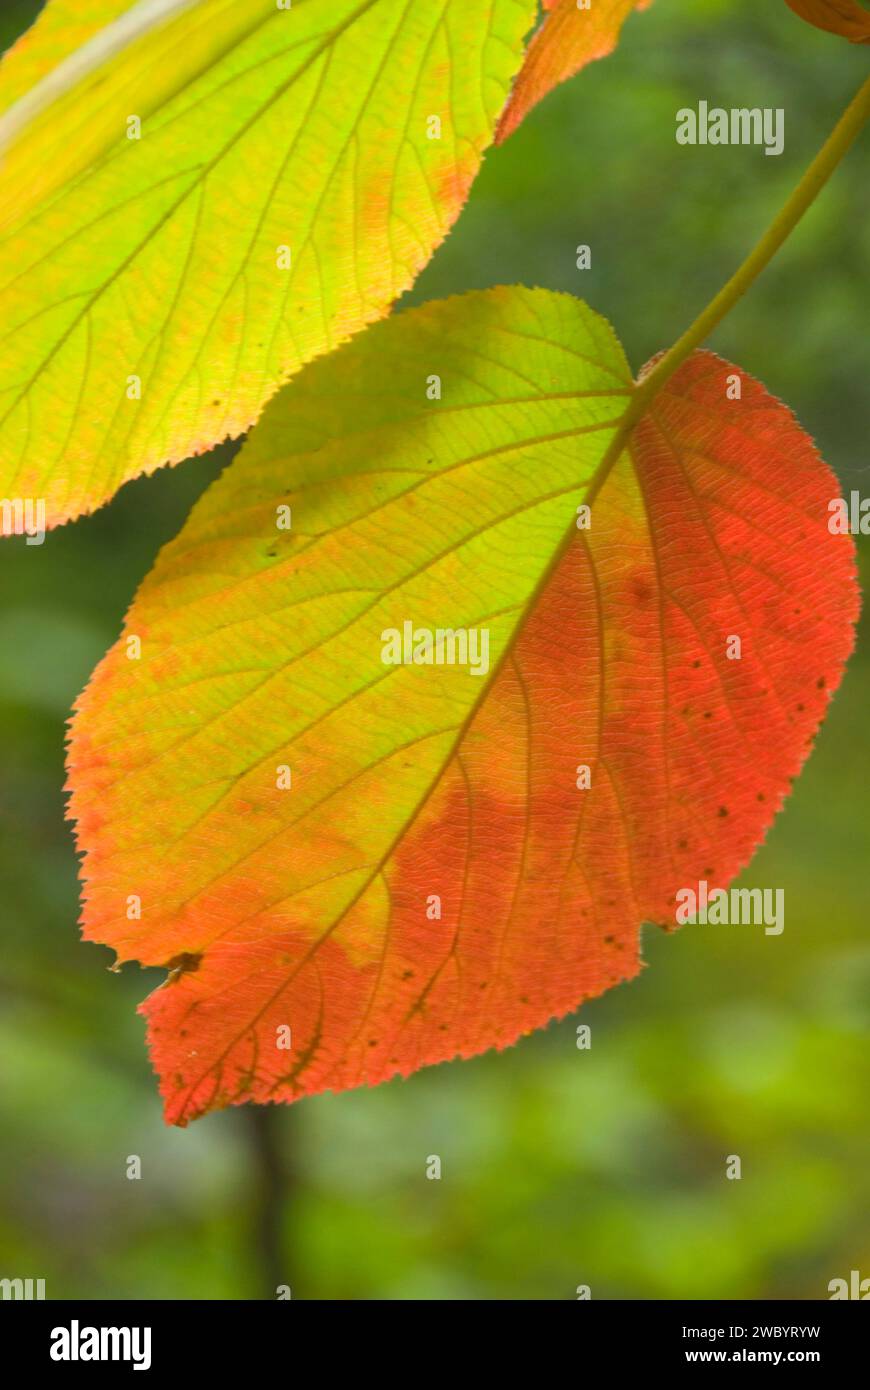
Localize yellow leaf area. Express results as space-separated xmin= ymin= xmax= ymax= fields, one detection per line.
xmin=0 ymin=0 xmax=537 ymax=525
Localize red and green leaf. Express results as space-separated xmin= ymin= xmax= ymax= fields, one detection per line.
xmin=66 ymin=286 xmax=858 ymax=1124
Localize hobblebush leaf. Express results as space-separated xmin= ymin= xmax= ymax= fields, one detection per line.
xmin=66 ymin=286 xmax=858 ymax=1124
xmin=495 ymin=0 xmax=652 ymax=145
xmin=0 ymin=0 xmax=537 ymax=527
xmin=784 ymin=0 xmax=870 ymax=43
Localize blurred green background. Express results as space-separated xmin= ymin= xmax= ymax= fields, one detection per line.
xmin=1 ymin=0 xmax=868 ymax=1300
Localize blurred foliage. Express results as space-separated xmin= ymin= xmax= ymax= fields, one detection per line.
xmin=1 ymin=0 xmax=868 ymax=1299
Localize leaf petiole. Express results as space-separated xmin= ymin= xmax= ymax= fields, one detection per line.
xmin=586 ymin=70 xmax=870 ymax=504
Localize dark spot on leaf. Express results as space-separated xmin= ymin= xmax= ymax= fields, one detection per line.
xmin=630 ymin=575 xmax=652 ymax=606
xmin=164 ymin=951 xmax=202 ymax=983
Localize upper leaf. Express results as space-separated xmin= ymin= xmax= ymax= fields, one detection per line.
xmin=0 ymin=0 xmax=537 ymax=526
xmin=66 ymin=286 xmax=858 ymax=1124
xmin=495 ymin=0 xmax=652 ymax=145
xmin=784 ymin=0 xmax=870 ymax=42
